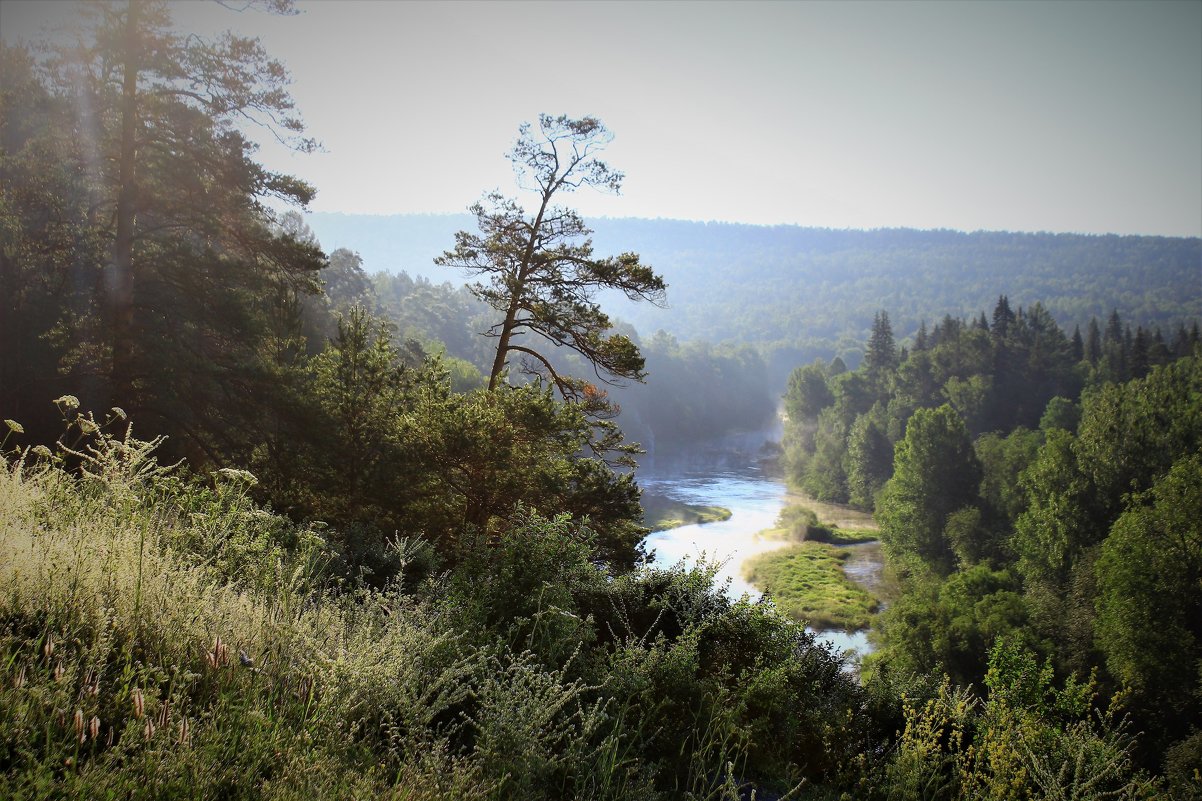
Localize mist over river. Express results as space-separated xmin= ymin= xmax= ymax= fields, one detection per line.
xmin=640 ymin=461 xmax=874 ymax=659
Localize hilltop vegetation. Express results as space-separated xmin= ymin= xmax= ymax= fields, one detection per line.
xmin=0 ymin=410 xmax=1174 ymax=800
xmin=308 ymin=212 xmax=1201 ymax=374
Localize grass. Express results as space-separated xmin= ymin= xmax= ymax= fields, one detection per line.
xmin=641 ymin=492 xmax=732 ymax=532
xmin=0 ymin=428 xmax=602 ymax=799
xmin=742 ymin=542 xmax=880 ymax=631
xmin=0 ymin=417 xmax=867 ymax=800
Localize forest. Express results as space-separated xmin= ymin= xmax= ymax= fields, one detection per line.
xmin=2 ymin=2 xmax=1201 ymax=799
xmin=305 ymin=211 xmax=1201 ymax=383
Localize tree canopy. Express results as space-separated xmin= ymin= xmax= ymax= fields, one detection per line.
xmin=436 ymin=115 xmax=666 ymax=401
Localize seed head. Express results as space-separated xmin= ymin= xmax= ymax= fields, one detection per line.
xmin=132 ymin=688 xmax=145 ymax=719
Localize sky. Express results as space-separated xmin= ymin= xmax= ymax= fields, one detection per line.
xmin=3 ymin=0 xmax=1201 ymax=237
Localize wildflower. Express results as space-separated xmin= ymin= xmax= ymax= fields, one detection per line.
xmin=54 ymin=395 xmax=80 ymax=410
xmin=4 ymin=419 xmax=23 ymax=434
xmin=110 ymin=406 xmax=127 ymax=420
xmin=207 ymin=636 xmax=230 ymax=668
xmin=217 ymin=467 xmax=258 ymax=486
xmin=81 ymin=668 xmax=99 ymax=698
xmin=132 ymin=688 xmax=145 ymax=720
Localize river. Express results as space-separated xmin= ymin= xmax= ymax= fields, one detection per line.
xmin=641 ymin=462 xmax=877 ymax=659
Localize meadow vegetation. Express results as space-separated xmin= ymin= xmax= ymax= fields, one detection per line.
xmin=0 ymin=411 xmax=873 ymax=800
xmin=743 ymin=543 xmax=878 ymax=631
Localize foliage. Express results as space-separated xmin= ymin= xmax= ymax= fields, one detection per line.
xmin=436 ymin=115 xmax=666 ymax=401
xmin=743 ymin=542 xmax=880 ymax=630
xmin=857 ymin=639 xmax=1161 ymax=801
xmin=0 ymin=417 xmax=876 ymax=799
xmin=1094 ymin=454 xmax=1202 ymax=758
xmin=878 ymin=405 xmax=982 ymax=576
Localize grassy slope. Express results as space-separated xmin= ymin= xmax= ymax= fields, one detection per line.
xmin=0 ymin=458 xmax=580 ymax=799
xmin=0 ymin=439 xmax=865 ymax=800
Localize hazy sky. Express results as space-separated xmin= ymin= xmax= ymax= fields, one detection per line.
xmin=3 ymin=0 xmax=1201 ymax=236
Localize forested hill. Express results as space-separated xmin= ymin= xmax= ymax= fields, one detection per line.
xmin=307 ymin=212 xmax=1201 ymax=356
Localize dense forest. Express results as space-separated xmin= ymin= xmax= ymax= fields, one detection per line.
xmin=306 ymin=211 xmax=1202 ymax=381
xmin=782 ymin=299 xmax=1202 ymax=790
xmin=2 ymin=2 xmax=1201 ymax=799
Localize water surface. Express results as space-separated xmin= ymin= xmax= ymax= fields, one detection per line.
xmin=641 ymin=463 xmax=878 ymax=658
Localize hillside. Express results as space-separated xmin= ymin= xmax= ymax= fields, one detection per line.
xmin=306 ymin=213 xmax=1202 ymax=360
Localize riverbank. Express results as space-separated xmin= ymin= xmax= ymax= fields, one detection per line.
xmin=741 ymin=493 xmax=886 ymax=633
xmin=743 ymin=542 xmax=878 ymax=629
xmin=642 ymin=492 xmax=733 ymax=531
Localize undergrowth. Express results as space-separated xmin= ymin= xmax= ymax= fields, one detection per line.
xmin=0 ymin=403 xmax=868 ymax=800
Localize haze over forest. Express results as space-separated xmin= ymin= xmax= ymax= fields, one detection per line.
xmin=2 ymin=1 xmax=1201 ymax=799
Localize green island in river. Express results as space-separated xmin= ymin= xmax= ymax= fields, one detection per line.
xmin=641 ymin=492 xmax=733 ymax=531
xmin=743 ymin=499 xmax=883 ymax=631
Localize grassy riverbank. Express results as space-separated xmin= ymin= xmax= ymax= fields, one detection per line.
xmin=641 ymin=492 xmax=732 ymax=531
xmin=743 ymin=543 xmax=879 ymax=630
xmin=744 ymin=500 xmax=882 ymax=630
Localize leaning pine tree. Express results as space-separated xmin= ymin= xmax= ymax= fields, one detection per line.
xmin=437 ymin=115 xmax=666 ymax=459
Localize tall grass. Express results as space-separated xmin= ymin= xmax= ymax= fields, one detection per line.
xmin=0 ymin=421 xmax=623 ymax=799
xmin=0 ymin=414 xmax=866 ymax=799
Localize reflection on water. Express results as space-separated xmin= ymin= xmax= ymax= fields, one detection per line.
xmin=640 ymin=463 xmax=877 ymax=659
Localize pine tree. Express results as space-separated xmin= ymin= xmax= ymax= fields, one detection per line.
xmin=864 ymin=310 xmax=898 ymax=374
